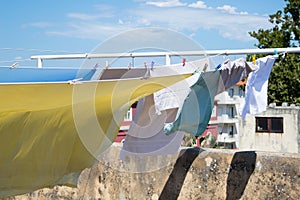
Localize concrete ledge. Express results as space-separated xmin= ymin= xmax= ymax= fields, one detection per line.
xmin=12 ymin=143 xmax=300 ymax=199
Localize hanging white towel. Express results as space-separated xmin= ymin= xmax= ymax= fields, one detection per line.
xmin=240 ymin=55 xmax=276 ymax=119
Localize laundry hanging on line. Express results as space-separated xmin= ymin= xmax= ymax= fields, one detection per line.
xmin=153 ymin=58 xmax=209 ymax=115
xmin=121 ymin=58 xmax=209 ymax=158
xmin=240 ymin=55 xmax=276 ymax=119
xmin=163 ymin=57 xmax=259 ymax=137
xmin=120 ymin=95 xmax=185 ymax=159
xmin=164 ymin=70 xmax=220 ymax=137
xmin=0 ymin=73 xmax=189 ymax=197
xmin=217 ymin=58 xmax=258 ymax=94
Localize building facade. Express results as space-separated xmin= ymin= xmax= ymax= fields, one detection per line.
xmin=239 ymin=104 xmax=300 ymax=153
xmin=115 ymin=103 xmax=137 ymax=143
xmin=214 ymin=85 xmax=245 ymax=149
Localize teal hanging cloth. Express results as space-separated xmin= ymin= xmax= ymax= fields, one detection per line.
xmin=164 ymin=70 xmax=220 ymax=137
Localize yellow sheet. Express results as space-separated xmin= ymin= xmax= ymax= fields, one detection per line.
xmin=0 ymin=74 xmax=189 ymax=197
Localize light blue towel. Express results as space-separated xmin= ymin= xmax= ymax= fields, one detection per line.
xmin=0 ymin=67 xmax=96 ymax=83
xmin=164 ymin=71 xmax=220 ymax=137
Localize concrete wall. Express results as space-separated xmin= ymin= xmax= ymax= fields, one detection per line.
xmin=9 ymin=143 xmax=300 ymax=200
xmin=239 ymin=106 xmax=300 ymax=153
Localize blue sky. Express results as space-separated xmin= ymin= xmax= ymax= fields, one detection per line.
xmin=0 ymin=0 xmax=286 ymax=67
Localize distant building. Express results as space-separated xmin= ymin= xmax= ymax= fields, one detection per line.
xmin=239 ymin=103 xmax=300 ymax=153
xmin=196 ymin=101 xmax=218 ymax=148
xmin=115 ymin=103 xmax=137 ymax=143
xmin=214 ymin=84 xmax=245 ymax=149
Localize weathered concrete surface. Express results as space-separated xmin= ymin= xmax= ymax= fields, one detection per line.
xmin=7 ymin=143 xmax=300 ymax=200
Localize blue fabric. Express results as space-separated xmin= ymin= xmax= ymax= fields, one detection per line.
xmin=164 ymin=71 xmax=220 ymax=137
xmin=0 ymin=67 xmax=96 ymax=83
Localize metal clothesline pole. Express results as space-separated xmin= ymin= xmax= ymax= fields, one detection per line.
xmin=30 ymin=47 xmax=300 ymax=68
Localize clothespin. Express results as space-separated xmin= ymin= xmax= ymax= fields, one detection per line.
xmin=203 ymin=63 xmax=208 ymax=72
xmin=68 ymin=78 xmax=83 ymax=85
xmin=193 ymin=63 xmax=208 ymax=75
xmin=9 ymin=62 xmax=19 ymax=69
xmin=182 ymin=58 xmax=186 ymax=66
xmin=105 ymin=61 xmax=110 ymax=69
xmin=252 ymin=55 xmax=256 ymax=65
xmin=273 ymin=49 xmax=279 ymax=59
xmin=215 ymin=63 xmax=222 ymax=71
xmin=151 ymin=61 xmax=155 ymax=70
xmin=223 ymin=58 xmax=230 ymax=64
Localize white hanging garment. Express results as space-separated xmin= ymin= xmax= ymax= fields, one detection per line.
xmin=240 ymin=55 xmax=276 ymax=119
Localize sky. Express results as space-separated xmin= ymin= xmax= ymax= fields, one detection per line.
xmin=0 ymin=0 xmax=286 ymax=68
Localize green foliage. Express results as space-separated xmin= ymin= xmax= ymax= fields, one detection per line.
xmin=249 ymin=0 xmax=300 ymax=105
xmin=268 ymin=54 xmax=300 ymax=104
xmin=181 ymin=133 xmax=196 ymax=147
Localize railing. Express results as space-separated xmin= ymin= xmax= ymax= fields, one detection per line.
xmin=217 ymin=132 xmax=236 ymax=143
xmin=30 ymin=47 xmax=300 ymax=68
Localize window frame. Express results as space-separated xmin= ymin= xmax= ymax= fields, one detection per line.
xmin=124 ymin=107 xmax=133 ymax=121
xmin=255 ymin=117 xmax=283 ymax=133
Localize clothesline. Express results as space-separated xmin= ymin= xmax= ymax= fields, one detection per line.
xmin=30 ymin=47 xmax=300 ymax=68
xmin=30 ymin=47 xmax=300 ymax=59
xmin=1 ymin=47 xmax=299 ymax=68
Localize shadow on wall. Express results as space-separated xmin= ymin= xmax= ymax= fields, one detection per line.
xmin=159 ymin=147 xmax=204 ymax=200
xmin=226 ymin=151 xmax=257 ymax=200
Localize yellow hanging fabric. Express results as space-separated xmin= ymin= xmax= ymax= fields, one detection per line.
xmin=0 ymin=74 xmax=189 ymax=197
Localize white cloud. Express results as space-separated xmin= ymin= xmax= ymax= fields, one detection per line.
xmin=47 ymin=22 xmax=129 ymax=40
xmin=217 ymin=5 xmax=237 ymax=14
xmin=22 ymin=22 xmax=52 ymax=28
xmin=217 ymin=5 xmax=248 ymax=15
xmin=131 ymin=7 xmax=270 ymax=41
xmin=67 ymin=13 xmax=100 ymax=20
xmin=137 ymin=18 xmax=151 ymax=26
xmin=188 ymin=1 xmax=207 ymax=9
xmin=41 ymin=2 xmax=269 ymax=43
xmin=240 ymin=11 xmax=249 ymax=15
xmin=93 ymin=4 xmax=114 ymax=11
xmin=146 ymin=0 xmax=186 ymax=7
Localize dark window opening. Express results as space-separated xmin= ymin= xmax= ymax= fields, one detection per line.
xmin=256 ymin=117 xmax=283 ymax=133
xmin=270 ymin=118 xmax=283 ymax=132
xmin=228 ymin=88 xmax=234 ymax=97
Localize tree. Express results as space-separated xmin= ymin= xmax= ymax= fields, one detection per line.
xmin=249 ymin=0 xmax=300 ymax=105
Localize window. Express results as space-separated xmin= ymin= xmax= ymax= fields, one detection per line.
xmin=228 ymin=106 xmax=234 ymax=118
xmin=256 ymin=117 xmax=283 ymax=133
xmin=124 ymin=108 xmax=132 ymax=121
xmin=228 ymin=88 xmax=234 ymax=97
xmin=239 ymin=87 xmax=244 ymax=97
xmin=229 ymin=126 xmax=234 ymax=136
xmin=211 ymin=105 xmax=217 ymax=118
